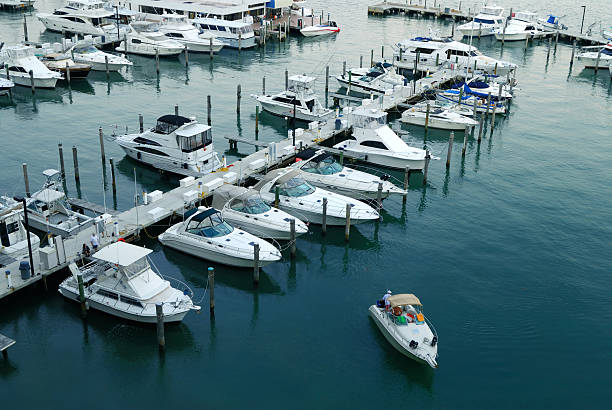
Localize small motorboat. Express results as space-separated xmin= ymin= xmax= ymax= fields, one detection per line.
xmin=336 ymin=62 xmax=406 ymax=95
xmin=159 ymin=207 xmax=282 ymax=268
xmin=494 ymin=12 xmax=547 ymax=41
xmin=437 ymin=90 xmax=507 ymax=115
xmin=58 ymin=241 xmax=200 ymax=323
xmin=401 ymin=103 xmax=478 ymax=130
xmin=212 ymin=185 xmax=308 ymax=240
xmin=451 ymin=80 xmax=513 ymax=101
xmin=290 ymin=148 xmax=405 ymax=200
xmin=41 ymin=53 xmax=92 ymax=79
xmin=369 ymin=293 xmax=438 ymax=368
xmin=0 ymin=45 xmax=63 ymax=89
xmin=300 ymin=21 xmax=340 ymax=37
xmin=575 ymin=43 xmax=612 ymax=69
xmin=0 ymin=0 xmax=36 ymax=8
xmin=68 ymin=41 xmax=133 ymax=71
xmin=457 ymin=5 xmax=505 ymax=37
xmin=115 ymin=21 xmax=185 ymax=56
xmin=253 ymin=168 xmax=380 ymax=225
xmin=0 ymin=78 xmax=15 ymax=96
xmin=537 ymin=14 xmax=567 ymax=31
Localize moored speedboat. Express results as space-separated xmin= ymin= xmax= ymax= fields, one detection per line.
xmin=336 ymin=62 xmax=406 ymax=95
xmin=457 ymin=5 xmax=505 ymax=37
xmin=0 ymin=78 xmax=15 ymax=96
xmin=115 ymin=21 xmax=185 ymax=56
xmin=192 ymin=17 xmax=256 ymax=49
xmin=575 ymin=43 xmax=612 ymax=69
xmin=0 ymin=45 xmax=63 ymax=89
xmin=68 ymin=41 xmax=133 ymax=71
xmin=41 ymin=53 xmax=92 ymax=79
xmin=537 ymin=14 xmax=567 ymax=31
xmin=494 ymin=12 xmax=547 ymax=41
xmin=300 ymin=21 xmax=340 ymax=37
xmin=401 ymin=103 xmax=478 ymax=130
xmin=437 ymin=90 xmax=507 ymax=115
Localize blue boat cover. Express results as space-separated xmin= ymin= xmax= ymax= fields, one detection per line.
xmin=547 ymin=15 xmax=557 ymax=24
xmin=191 ymin=208 xmax=219 ymax=222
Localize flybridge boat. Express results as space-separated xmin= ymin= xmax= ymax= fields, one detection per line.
xmin=333 ymin=108 xmax=432 ymax=170
xmin=494 ymin=12 xmax=547 ymax=41
xmin=401 ymin=103 xmax=478 ymax=130
xmin=0 ymin=78 xmax=14 ymax=96
xmin=300 ymin=21 xmax=340 ymax=37
xmin=0 ymin=199 xmax=40 ymax=267
xmin=438 ymin=90 xmax=507 ymax=115
xmin=157 ymin=14 xmax=224 ymax=53
xmin=0 ymin=46 xmax=63 ymax=89
xmin=37 ymin=0 xmax=120 ymax=37
xmin=457 ymin=5 xmax=505 ymax=37
xmin=369 ymin=293 xmax=438 ymax=368
xmin=159 ymin=207 xmax=281 ymax=268
xmin=115 ymin=114 xmax=222 ymax=176
xmin=290 ymin=148 xmax=405 ymax=200
xmin=41 ymin=53 xmax=92 ymax=79
xmin=68 ymin=41 xmax=133 ymax=71
xmin=336 ymin=62 xmax=406 ymax=95
xmin=115 ymin=21 xmax=185 ymax=56
xmin=59 ymin=242 xmax=200 ymax=323
xmin=576 ymin=43 xmax=612 ymax=69
xmin=211 ymin=185 xmax=308 ymax=240
xmin=253 ymin=169 xmax=380 ymax=226
xmin=252 ymin=75 xmax=333 ymax=122
xmin=192 ymin=18 xmax=256 ymax=49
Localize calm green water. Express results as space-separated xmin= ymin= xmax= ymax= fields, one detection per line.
xmin=1 ymin=1 xmax=611 ymax=408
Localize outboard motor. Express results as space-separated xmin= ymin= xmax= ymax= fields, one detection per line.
xmin=431 ymin=336 xmax=437 ymax=347
xmin=409 ymin=340 xmax=419 ymax=349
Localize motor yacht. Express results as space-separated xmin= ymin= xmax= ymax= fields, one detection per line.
xmin=0 ymin=199 xmax=40 ymax=268
xmin=0 ymin=78 xmax=14 ymax=96
xmin=336 ymin=62 xmax=406 ymax=95
xmin=37 ymin=0 xmax=119 ymax=37
xmin=26 ymin=169 xmax=95 ymax=237
xmin=300 ymin=21 xmax=340 ymax=37
xmin=41 ymin=53 xmax=92 ymax=79
xmin=116 ymin=114 xmax=221 ymax=176
xmin=290 ymin=148 xmax=405 ymax=200
xmin=192 ymin=18 xmax=256 ymax=49
xmin=437 ymin=90 xmax=507 ymax=114
xmin=68 ymin=41 xmax=133 ymax=71
xmin=211 ymin=185 xmax=308 ymax=240
xmin=59 ymin=241 xmax=200 ymax=323
xmin=333 ymin=108 xmax=432 ymax=170
xmin=0 ymin=45 xmax=63 ymax=89
xmin=252 ymin=75 xmax=333 ymax=122
xmin=115 ymin=21 xmax=185 ymax=57
xmin=457 ymin=5 xmax=505 ymax=37
xmin=157 ymin=14 xmax=224 ymax=53
xmin=494 ymin=12 xmax=547 ymax=41
xmin=401 ymin=103 xmax=478 ymax=130
xmin=369 ymin=293 xmax=438 ymax=368
xmin=575 ymin=43 xmax=612 ymax=69
xmin=253 ymin=168 xmax=380 ymax=225
xmin=159 ymin=207 xmax=281 ymax=268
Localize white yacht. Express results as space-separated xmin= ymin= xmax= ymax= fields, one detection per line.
xmin=401 ymin=103 xmax=478 ymax=130
xmin=253 ymin=169 xmax=380 ymax=226
xmin=252 ymin=75 xmax=333 ymax=122
xmin=159 ymin=207 xmax=281 ymax=268
xmin=157 ymin=14 xmax=224 ymax=53
xmin=576 ymin=43 xmax=612 ymax=69
xmin=59 ymin=242 xmax=200 ymax=323
xmin=68 ymin=41 xmax=133 ymax=71
xmin=116 ymin=114 xmax=221 ymax=176
xmin=369 ymin=293 xmax=438 ymax=368
xmin=457 ymin=5 xmax=505 ymax=37
xmin=0 ymin=46 xmax=63 ymax=89
xmin=437 ymin=90 xmax=507 ymax=114
xmin=290 ymin=149 xmax=405 ymax=200
xmin=0 ymin=199 xmax=40 ymax=268
xmin=494 ymin=12 xmax=547 ymax=41
xmin=0 ymin=78 xmax=14 ymax=96
xmin=26 ymin=169 xmax=95 ymax=237
xmin=336 ymin=62 xmax=406 ymax=95
xmin=333 ymin=108 xmax=432 ymax=170
xmin=37 ymin=0 xmax=119 ymax=37
xmin=192 ymin=18 xmax=256 ymax=49
xmin=300 ymin=22 xmax=340 ymax=37
xmin=115 ymin=21 xmax=185 ymax=57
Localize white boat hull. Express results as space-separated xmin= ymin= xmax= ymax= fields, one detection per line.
xmin=118 ymin=145 xmax=218 ymax=176
xmin=8 ymin=73 xmax=59 ymax=89
xmin=339 ymin=148 xmax=425 ymax=171
xmin=300 ymin=27 xmax=340 ymax=37
xmin=115 ymin=42 xmax=184 ymax=56
xmin=37 ymin=14 xmax=107 ymax=36
xmin=576 ymin=55 xmax=612 ymax=69
xmin=494 ymin=31 xmax=546 ymax=41
xmin=74 ymin=58 xmax=128 ymax=72
xmin=400 ymin=114 xmax=476 ymax=130
xmin=179 ymin=40 xmax=224 ymax=53
xmin=259 ymin=99 xmax=332 ymax=122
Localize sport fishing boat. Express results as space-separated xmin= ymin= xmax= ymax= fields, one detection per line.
xmin=253 ymin=169 xmax=380 ymax=225
xmin=300 ymin=21 xmax=340 ymax=37
xmin=68 ymin=41 xmax=133 ymax=71
xmin=0 ymin=78 xmax=14 ymax=96
xmin=211 ymin=185 xmax=308 ymax=240
xmin=457 ymin=5 xmax=505 ymax=37
xmin=437 ymin=90 xmax=507 ymax=114
xmin=115 ymin=21 xmax=185 ymax=57
xmin=252 ymin=75 xmax=333 ymax=122
xmin=37 ymin=0 xmax=120 ymax=37
xmin=159 ymin=207 xmax=282 ymax=268
xmin=336 ymin=62 xmax=406 ymax=95
xmin=0 ymin=198 xmax=40 ymax=266
xmin=192 ymin=17 xmax=256 ymax=49
xmin=59 ymin=241 xmax=200 ymax=323
xmin=290 ymin=148 xmax=405 ymax=200
xmin=401 ymin=103 xmax=478 ymax=130
xmin=115 ymin=114 xmax=222 ymax=176
xmin=41 ymin=53 xmax=92 ymax=79
xmin=369 ymin=293 xmax=438 ymax=368
xmin=333 ymin=108 xmax=432 ymax=170
xmin=575 ymin=43 xmax=612 ymax=69
xmin=157 ymin=14 xmax=224 ymax=53
xmin=0 ymin=45 xmax=63 ymax=89
xmin=494 ymin=12 xmax=547 ymax=41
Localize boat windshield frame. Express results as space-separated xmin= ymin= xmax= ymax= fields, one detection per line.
xmin=301 ymin=156 xmax=343 ymax=175
xmin=121 ymin=257 xmax=150 ymax=280
xmin=186 ymin=211 xmax=234 ymax=238
xmin=230 ymin=196 xmax=271 ymax=214
xmin=273 ymin=177 xmax=315 ymax=197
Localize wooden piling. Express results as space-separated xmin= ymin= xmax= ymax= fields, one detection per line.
xmin=58 ymin=144 xmax=66 ymax=178
xmin=381 ymin=45 xmax=384 ymax=59
xmin=155 ymin=48 xmax=160 ymax=74
xmin=285 ymin=69 xmax=288 ymax=91
xmin=570 ymin=40 xmax=576 ymax=66
xmin=490 ymin=103 xmax=496 ymax=131
xmin=274 ymin=186 xmax=279 ymax=208
xmin=208 ymin=267 xmax=215 ymax=316
xmin=184 ymin=46 xmax=189 ymax=66
xmin=370 ymin=49 xmax=374 ymax=67
xmin=98 ymin=127 xmax=105 ymax=165
xmin=462 ymin=126 xmax=469 ymax=157
xmin=175 ymin=104 xmax=179 ymax=116
xmin=325 ymin=66 xmax=329 ymax=94
xmin=290 ymin=219 xmax=296 ymax=258
xmin=72 ymin=146 xmax=80 ymax=184
xmin=376 ymin=182 xmax=383 ymax=210
xmin=554 ymin=31 xmax=559 ymax=54
xmin=77 ymin=273 xmax=87 ymax=319
xmin=423 ymin=152 xmax=430 ymax=185
xmin=322 ymin=198 xmax=327 ymax=235
xmin=139 ymin=114 xmax=144 ymax=133
xmin=109 ymin=158 xmax=116 ymax=196
xmin=486 ymin=92 xmax=491 ymax=115
xmin=155 ymin=303 xmax=165 ymax=350
xmin=342 ymin=61 xmax=346 ymax=76
xmin=403 ymin=167 xmax=409 ymax=202
xmin=255 ymin=106 xmax=259 ymax=136
xmin=65 ymin=61 xmax=71 ymax=84
xmin=262 ymin=76 xmax=266 ymax=94
xmin=424 ymin=103 xmax=430 ymax=131
xmin=29 ymin=70 xmax=34 ymax=94
xmin=209 ymin=37 xmax=213 ymax=59
xmin=22 ymin=163 xmax=30 ymax=197
xmin=207 ymin=95 xmax=211 ymax=126
xmin=104 ymin=55 xmax=109 ymax=78
xmin=446 ymin=131 xmax=454 ymax=168
xmin=594 ymin=49 xmax=602 ymax=74
xmin=477 ymin=114 xmax=484 ymax=142
xmin=360 ymin=55 xmax=363 ymax=68
xmin=344 ymin=204 xmax=351 ymax=242
xmin=253 ymin=243 xmax=260 ymax=286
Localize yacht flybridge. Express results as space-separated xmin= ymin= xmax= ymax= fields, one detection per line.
xmin=494 ymin=12 xmax=547 ymax=41
xmin=336 ymin=62 xmax=406 ymax=95
xmin=115 ymin=114 xmax=222 ymax=176
xmin=115 ymin=21 xmax=185 ymax=56
xmin=37 ymin=0 xmax=120 ymax=37
xmin=59 ymin=241 xmax=200 ymax=323
xmin=0 ymin=46 xmax=63 ymax=89
xmin=457 ymin=5 xmax=505 ymax=37
xmin=157 ymin=14 xmax=224 ymax=53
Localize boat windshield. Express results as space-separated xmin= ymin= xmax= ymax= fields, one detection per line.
xmin=302 ymin=157 xmax=342 ymax=175
xmin=230 ymin=197 xmax=271 ymax=214
xmin=123 ymin=257 xmax=149 ymax=279
xmin=76 ymin=46 xmax=99 ymax=54
xmin=275 ymin=177 xmax=315 ymax=197
xmin=474 ymin=18 xmax=496 ymax=24
xmin=187 ymin=211 xmax=234 ymax=238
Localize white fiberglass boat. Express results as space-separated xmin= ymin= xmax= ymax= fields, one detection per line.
xmin=0 ymin=199 xmax=40 ymax=266
xmin=300 ymin=21 xmax=340 ymax=37
xmin=333 ymin=108 xmax=432 ymax=170
xmin=457 ymin=5 xmax=505 ymax=37
xmin=253 ymin=169 xmax=380 ymax=225
xmin=115 ymin=114 xmax=222 ymax=176
xmin=0 ymin=46 xmax=63 ymax=89
xmin=158 ymin=14 xmax=224 ymax=53
xmin=438 ymin=90 xmax=507 ymax=115
xmin=115 ymin=21 xmax=185 ymax=57
xmin=59 ymin=242 xmax=200 ymax=323
xmin=212 ymin=185 xmax=308 ymax=240
xmin=37 ymin=0 xmax=119 ymax=37
xmin=68 ymin=41 xmax=133 ymax=71
xmin=41 ymin=53 xmax=92 ymax=79
xmin=401 ymin=103 xmax=478 ymax=130
xmin=0 ymin=78 xmax=14 ymax=96
xmin=192 ymin=18 xmax=256 ymax=49
xmin=494 ymin=12 xmax=547 ymax=41
xmin=575 ymin=43 xmax=612 ymax=69
xmin=159 ymin=207 xmax=281 ymax=268
xmin=537 ymin=14 xmax=567 ymax=31
xmin=252 ymin=75 xmax=333 ymax=122
xmin=290 ymin=149 xmax=405 ymax=200
xmin=369 ymin=293 xmax=438 ymax=368
xmin=336 ymin=62 xmax=406 ymax=95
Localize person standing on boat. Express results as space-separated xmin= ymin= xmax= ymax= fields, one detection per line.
xmin=90 ymin=233 xmax=99 ymax=251
xmin=383 ymin=290 xmax=392 ymax=310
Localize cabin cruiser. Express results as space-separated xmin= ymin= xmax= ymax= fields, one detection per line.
xmin=115 ymin=114 xmax=222 ymax=176
xmin=457 ymin=5 xmax=505 ymax=37
xmin=211 ymin=185 xmax=308 ymax=240
xmin=192 ymin=18 xmax=256 ymax=49
xmin=290 ymin=149 xmax=405 ymax=200
xmin=494 ymin=12 xmax=547 ymax=41
xmin=26 ymin=169 xmax=95 ymax=237
xmin=394 ymin=37 xmax=516 ymax=75
xmin=68 ymin=41 xmax=133 ymax=71
xmin=401 ymin=103 xmax=478 ymax=130
xmin=369 ymin=293 xmax=438 ymax=368
xmin=575 ymin=43 xmax=612 ymax=69
xmin=37 ymin=0 xmax=120 ymax=37
xmin=41 ymin=53 xmax=92 ymax=79
xmin=0 ymin=198 xmax=40 ymax=268
xmin=115 ymin=22 xmax=185 ymax=57
xmin=159 ymin=207 xmax=281 ymax=268
xmin=157 ymin=14 xmax=224 ymax=53
xmin=252 ymin=75 xmax=333 ymax=122
xmin=253 ymin=169 xmax=380 ymax=225
xmin=537 ymin=14 xmax=567 ymax=31
xmin=59 ymin=241 xmax=200 ymax=323
xmin=300 ymin=21 xmax=340 ymax=37
xmin=333 ymin=108 xmax=432 ymax=170
xmin=0 ymin=46 xmax=63 ymax=89
xmin=0 ymin=78 xmax=14 ymax=96
xmin=438 ymin=90 xmax=507 ymax=114
xmin=336 ymin=62 xmax=406 ymax=95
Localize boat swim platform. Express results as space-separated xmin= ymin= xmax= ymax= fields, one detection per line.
xmin=368 ymin=2 xmax=470 ymax=20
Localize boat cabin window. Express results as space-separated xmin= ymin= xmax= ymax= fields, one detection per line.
xmin=302 ymin=156 xmax=342 ymax=175
xmin=360 ymin=141 xmax=388 ymax=150
xmin=272 ymin=96 xmax=297 ymax=105
xmin=77 ymin=46 xmax=99 ymax=54
xmin=186 ymin=211 xmax=234 ymax=238
xmin=123 ymin=257 xmax=149 ymax=279
xmin=97 ymin=289 xmax=119 ymax=300
xmin=352 ymin=112 xmax=387 ymax=128
xmin=305 ymin=99 xmax=315 ymax=112
xmin=136 ymin=147 xmax=169 ymax=157
xmin=165 ymin=32 xmax=184 ymax=38
xmin=8 ymin=66 xmax=27 ymax=73
xmin=91 ymin=18 xmax=103 ymax=26
xmin=120 ymin=295 xmax=142 ymax=307
xmin=273 ymin=177 xmax=315 ymax=197
xmin=473 ymin=18 xmax=495 ymax=24
xmin=230 ymin=197 xmax=271 ymax=214
xmin=134 ymin=137 xmax=162 ymax=146
xmin=525 ymin=25 xmax=536 ymax=31
xmin=602 ymin=48 xmax=612 ymax=56
xmin=411 ymin=47 xmax=435 ymax=55
xmin=178 ymin=129 xmax=212 ymax=153
xmin=132 ymin=39 xmax=142 ymax=44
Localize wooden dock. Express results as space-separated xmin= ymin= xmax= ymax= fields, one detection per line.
xmin=368 ymin=1 xmax=470 ymax=20
xmin=0 ymin=333 xmax=16 ymax=359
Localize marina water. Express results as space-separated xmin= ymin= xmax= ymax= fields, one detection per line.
xmin=1 ymin=0 xmax=611 ymax=407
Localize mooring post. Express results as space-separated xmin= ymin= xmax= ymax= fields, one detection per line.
xmin=156 ymin=303 xmax=165 ymax=350
xmin=98 ymin=127 xmax=106 ymax=166
xmin=155 ymin=48 xmax=160 ymax=75
xmin=65 ymin=61 xmax=71 ymax=84
xmin=424 ymin=103 xmax=430 ymax=132
xmin=325 ymin=66 xmax=329 ymax=94
xmin=184 ymin=46 xmax=189 ymax=66
xmin=139 ymin=114 xmax=144 ymax=133
xmin=403 ymin=166 xmax=409 ymax=202
xmin=253 ymin=243 xmax=260 ymax=286
xmin=29 ymin=70 xmax=34 ymax=94
xmin=486 ymin=92 xmax=491 ymax=115
xmin=381 ymin=45 xmax=384 ymax=59
xmin=109 ymin=158 xmax=116 ymax=196
xmin=22 ymin=163 xmax=30 ymax=197
xmin=594 ymin=48 xmax=602 ymax=74
xmin=290 ymin=219 xmax=296 ymax=258
xmin=478 ymin=114 xmax=484 ymax=142
xmin=478 ymin=22 xmax=482 ymax=39
xmin=322 ymin=197 xmax=328 ymax=235
xmin=462 ymin=126 xmax=469 ymax=157
xmin=370 ymin=49 xmax=374 ymax=67
xmin=255 ymin=106 xmax=259 ymax=136
xmin=209 ymin=37 xmax=213 ymax=59
xmin=236 ymin=85 xmax=241 ymax=114
xmin=104 ymin=55 xmax=109 ymax=78
xmin=207 ymin=267 xmax=215 ymax=316
xmin=77 ymin=273 xmax=87 ymax=319
xmin=175 ymin=104 xmax=179 ymax=116
xmin=238 ymin=32 xmax=242 ymax=51
xmin=262 ymin=76 xmax=266 ymax=94
xmin=360 ymin=55 xmax=363 ymax=68
xmin=207 ymin=95 xmax=211 ymax=126
xmin=570 ymin=40 xmax=576 ymax=67
xmin=339 ymin=151 xmax=344 ymax=166
xmin=446 ymin=131 xmax=454 ymax=168
xmin=344 ymin=204 xmax=351 ymax=242
xmin=342 ymin=61 xmax=346 ymax=76
xmin=285 ymin=69 xmax=288 ymax=90
xmin=423 ymin=152 xmax=430 ymax=185
xmin=58 ymin=143 xmax=66 ymax=179
xmin=274 ymin=186 xmax=279 ymax=208
xmin=72 ymin=145 xmax=80 ymax=184
xmin=554 ymin=31 xmax=559 ymax=54
xmin=490 ymin=103 xmax=497 ymax=132
xmin=376 ymin=182 xmax=383 ymax=210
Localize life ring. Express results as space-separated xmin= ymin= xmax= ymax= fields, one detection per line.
xmin=118 ymin=238 xmax=126 ymax=242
